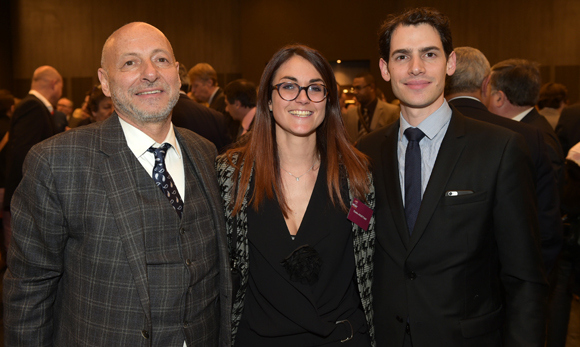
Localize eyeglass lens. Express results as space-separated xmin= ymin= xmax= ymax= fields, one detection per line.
xmin=277 ymin=82 xmax=327 ymax=102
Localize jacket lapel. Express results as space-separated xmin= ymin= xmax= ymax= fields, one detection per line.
xmin=97 ymin=114 xmax=152 ymax=324
xmin=371 ymin=101 xmax=384 ymax=130
xmin=407 ymin=111 xmax=466 ymax=253
xmin=381 ymin=122 xmax=411 ymax=247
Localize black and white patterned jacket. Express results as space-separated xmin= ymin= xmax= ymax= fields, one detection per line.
xmin=216 ymin=154 xmax=376 ymax=346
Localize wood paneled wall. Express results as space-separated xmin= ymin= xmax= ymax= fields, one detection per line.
xmin=7 ymin=0 xmax=580 ymax=104
xmin=239 ymin=0 xmax=580 ymax=103
xmin=9 ymin=0 xmax=240 ymax=106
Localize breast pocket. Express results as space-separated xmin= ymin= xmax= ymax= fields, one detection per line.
xmin=442 ymin=190 xmax=487 ymax=206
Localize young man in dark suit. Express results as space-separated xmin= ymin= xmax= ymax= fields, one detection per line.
xmin=358 ymin=8 xmax=547 ymax=347
xmin=4 ymin=22 xmax=231 ymax=346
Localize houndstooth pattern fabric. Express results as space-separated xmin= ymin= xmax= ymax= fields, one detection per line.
xmin=216 ymin=153 xmax=376 ymax=346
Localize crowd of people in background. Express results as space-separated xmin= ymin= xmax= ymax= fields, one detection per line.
xmin=0 ymin=6 xmax=579 ymax=347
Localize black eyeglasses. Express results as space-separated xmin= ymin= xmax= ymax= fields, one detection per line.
xmin=272 ymin=82 xmax=328 ymax=103
xmin=350 ymin=84 xmax=370 ymax=93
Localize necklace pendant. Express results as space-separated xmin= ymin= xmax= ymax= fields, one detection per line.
xmin=296 ymin=177 xmax=300 ymax=182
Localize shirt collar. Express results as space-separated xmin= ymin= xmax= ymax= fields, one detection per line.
xmin=362 ymin=98 xmax=378 ymax=112
xmin=118 ymin=116 xmax=182 ymax=159
xmin=400 ymin=99 xmax=452 ymax=140
xmin=447 ymin=95 xmax=481 ymax=103
xmin=208 ymin=87 xmax=219 ymax=105
xmin=512 ymin=107 xmax=534 ymax=122
xmin=29 ymin=89 xmax=53 ymax=113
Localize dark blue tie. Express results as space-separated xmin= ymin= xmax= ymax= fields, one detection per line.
xmin=148 ymin=143 xmax=184 ymax=218
xmin=404 ymin=127 xmax=426 ymax=235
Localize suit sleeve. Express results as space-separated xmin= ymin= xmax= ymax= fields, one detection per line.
xmin=493 ymin=133 xmax=548 ymax=346
xmin=532 ymin=132 xmax=563 ymax=273
xmin=3 ymin=145 xmax=67 ymax=346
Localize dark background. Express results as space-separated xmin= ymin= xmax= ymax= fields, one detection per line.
xmin=1 ymin=0 xmax=579 ymax=107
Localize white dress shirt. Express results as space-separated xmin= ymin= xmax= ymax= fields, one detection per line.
xmin=28 ymin=89 xmax=54 ymax=113
xmin=118 ymin=117 xmax=186 ymax=202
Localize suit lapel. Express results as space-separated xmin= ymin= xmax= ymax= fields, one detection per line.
xmin=97 ymin=115 xmax=152 ymax=324
xmin=381 ymin=122 xmax=410 ymax=247
xmin=371 ymin=101 xmax=384 ymax=130
xmin=408 ymin=111 xmax=466 ymax=252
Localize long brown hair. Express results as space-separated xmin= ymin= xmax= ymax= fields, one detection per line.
xmin=224 ymin=44 xmax=370 ymax=217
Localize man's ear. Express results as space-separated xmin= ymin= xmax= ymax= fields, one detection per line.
xmin=446 ymin=51 xmax=456 ymax=76
xmin=481 ymin=75 xmax=491 ymax=98
xmin=488 ymin=89 xmax=506 ymax=111
xmin=176 ymin=61 xmax=182 ymax=90
xmin=495 ymin=90 xmax=507 ymax=108
xmin=98 ymin=68 xmax=112 ymax=97
xmin=379 ymin=58 xmax=391 ymax=82
xmin=234 ymin=100 xmax=242 ymax=109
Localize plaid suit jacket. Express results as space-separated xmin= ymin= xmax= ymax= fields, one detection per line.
xmin=3 ymin=114 xmax=232 ymax=346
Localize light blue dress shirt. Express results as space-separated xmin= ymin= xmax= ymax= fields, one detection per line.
xmin=398 ymin=100 xmax=453 ymax=205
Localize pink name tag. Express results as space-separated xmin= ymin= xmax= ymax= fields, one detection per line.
xmin=347 ymin=198 xmax=373 ymax=231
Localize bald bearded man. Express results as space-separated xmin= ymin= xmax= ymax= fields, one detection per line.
xmin=3 ymin=22 xmax=231 ymax=346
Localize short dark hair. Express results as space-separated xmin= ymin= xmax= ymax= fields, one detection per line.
xmin=354 ymin=73 xmax=375 ymax=86
xmin=537 ymin=82 xmax=568 ymax=109
xmin=224 ymin=79 xmax=257 ymax=108
xmin=490 ymin=59 xmax=541 ymax=107
xmin=87 ymin=85 xmax=108 ymax=113
xmin=378 ymin=7 xmax=453 ymax=61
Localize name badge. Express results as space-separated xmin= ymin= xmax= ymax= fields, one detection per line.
xmin=347 ymin=198 xmax=373 ymax=231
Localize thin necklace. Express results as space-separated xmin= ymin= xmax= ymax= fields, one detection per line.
xmin=281 ymin=157 xmax=318 ymax=182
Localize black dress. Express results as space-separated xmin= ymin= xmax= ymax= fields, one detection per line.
xmin=234 ymin=164 xmax=370 ymax=346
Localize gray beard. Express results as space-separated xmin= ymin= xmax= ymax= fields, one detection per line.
xmin=111 ymin=86 xmax=179 ymax=124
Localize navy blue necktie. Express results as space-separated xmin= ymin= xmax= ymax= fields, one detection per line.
xmin=404 ymin=127 xmax=426 ymax=235
xmin=148 ymin=143 xmax=184 ymax=218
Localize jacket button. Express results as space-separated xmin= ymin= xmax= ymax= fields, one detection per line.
xmin=185 ymin=259 xmax=192 ymax=266
xmin=180 ymin=227 xmax=185 ymax=235
xmin=408 ymin=272 xmax=417 ymax=280
xmin=141 ymin=330 xmax=149 ymax=339
xmin=396 ymin=316 xmax=403 ymax=323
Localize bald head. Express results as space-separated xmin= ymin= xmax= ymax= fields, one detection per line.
xmin=31 ymin=65 xmax=63 ymax=106
xmin=101 ymin=22 xmax=175 ymax=70
xmin=97 ymin=22 xmax=181 ymax=128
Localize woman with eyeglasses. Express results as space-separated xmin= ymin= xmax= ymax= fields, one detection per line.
xmin=216 ymin=44 xmax=375 ymax=346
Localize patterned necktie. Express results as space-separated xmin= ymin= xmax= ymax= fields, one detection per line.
xmin=404 ymin=127 xmax=426 ymax=235
xmin=148 ymin=143 xmax=184 ymax=218
xmin=358 ymin=108 xmax=370 ymax=138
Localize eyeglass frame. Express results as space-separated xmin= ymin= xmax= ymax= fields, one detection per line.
xmin=350 ymin=84 xmax=370 ymax=93
xmin=272 ymin=82 xmax=328 ymax=103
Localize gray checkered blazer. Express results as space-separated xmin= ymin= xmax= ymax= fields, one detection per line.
xmin=3 ymin=114 xmax=232 ymax=346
